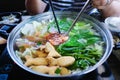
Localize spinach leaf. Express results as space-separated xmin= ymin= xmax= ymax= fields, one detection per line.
xmin=55 ymin=68 xmax=61 ymax=74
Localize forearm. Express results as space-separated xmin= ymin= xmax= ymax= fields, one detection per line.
xmin=25 ymin=0 xmax=47 ymax=15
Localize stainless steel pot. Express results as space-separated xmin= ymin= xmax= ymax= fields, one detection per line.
xmin=7 ymin=11 xmax=113 ymax=79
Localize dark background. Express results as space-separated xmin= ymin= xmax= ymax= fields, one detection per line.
xmin=0 ymin=0 xmax=25 ymax=12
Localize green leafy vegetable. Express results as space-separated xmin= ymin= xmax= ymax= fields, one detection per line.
xmin=55 ymin=68 xmax=61 ymax=74
xmin=37 ymin=42 xmax=41 ymax=45
xmin=55 ymin=18 xmax=104 ymax=70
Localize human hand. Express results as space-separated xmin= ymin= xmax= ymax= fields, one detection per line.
xmin=0 ymin=36 xmax=6 ymax=44
xmin=102 ymin=0 xmax=120 ymax=17
xmin=92 ymin=0 xmax=120 ymax=18
xmin=92 ymin=0 xmax=113 ymax=9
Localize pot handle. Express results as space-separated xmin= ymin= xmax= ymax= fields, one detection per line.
xmin=0 ymin=24 xmax=16 ymax=39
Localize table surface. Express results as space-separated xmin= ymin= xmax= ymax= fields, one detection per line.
xmin=107 ymin=52 xmax=120 ymax=80
xmin=0 ymin=15 xmax=120 ymax=80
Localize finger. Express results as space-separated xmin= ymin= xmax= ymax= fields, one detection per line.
xmin=92 ymin=0 xmax=107 ymax=6
xmin=92 ymin=0 xmax=113 ymax=9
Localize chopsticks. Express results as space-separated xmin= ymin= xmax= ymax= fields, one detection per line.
xmin=65 ymin=0 xmax=91 ymax=35
xmin=48 ymin=0 xmax=61 ymax=34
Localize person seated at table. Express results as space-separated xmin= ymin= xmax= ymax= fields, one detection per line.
xmin=0 ymin=0 xmax=26 ymax=45
xmin=25 ymin=0 xmax=120 ymax=18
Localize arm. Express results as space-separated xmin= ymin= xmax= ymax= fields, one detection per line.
xmin=92 ymin=0 xmax=120 ymax=18
xmin=25 ymin=0 xmax=47 ymax=15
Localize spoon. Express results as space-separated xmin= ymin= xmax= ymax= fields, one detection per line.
xmin=47 ymin=0 xmax=90 ymax=45
xmin=48 ymin=0 xmax=61 ymax=34
xmin=65 ymin=0 xmax=91 ymax=36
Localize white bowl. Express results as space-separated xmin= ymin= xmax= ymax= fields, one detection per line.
xmin=105 ymin=17 xmax=120 ymax=32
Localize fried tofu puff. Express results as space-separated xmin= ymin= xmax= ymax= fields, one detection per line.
xmin=24 ymin=55 xmax=48 ymax=66
xmin=57 ymin=56 xmax=75 ymax=67
xmin=47 ymin=56 xmax=75 ymax=67
xmin=60 ymin=67 xmax=71 ymax=75
xmin=31 ymin=66 xmax=59 ymax=75
xmin=46 ymin=57 xmax=58 ymax=66
xmin=45 ymin=42 xmax=61 ymax=57
xmin=23 ymin=42 xmax=75 ymax=75
xmin=33 ymin=42 xmax=61 ymax=58
xmin=34 ymin=50 xmax=48 ymax=58
xmin=31 ymin=66 xmax=71 ymax=75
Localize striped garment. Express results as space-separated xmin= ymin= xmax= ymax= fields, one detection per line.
xmin=43 ymin=0 xmax=93 ymax=13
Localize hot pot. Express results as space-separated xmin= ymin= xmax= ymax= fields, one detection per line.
xmin=6 ymin=11 xmax=113 ymax=79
